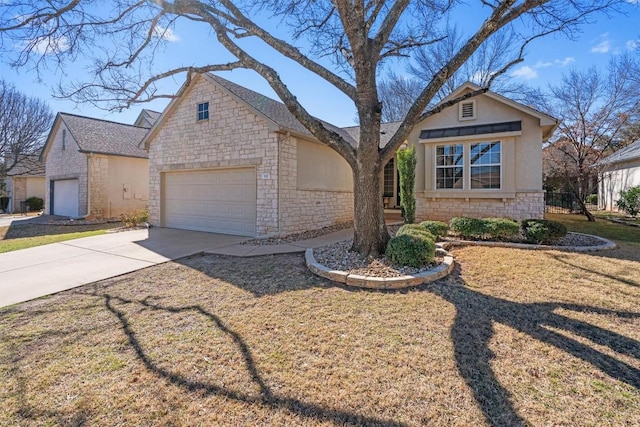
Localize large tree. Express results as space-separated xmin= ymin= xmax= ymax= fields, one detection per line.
xmin=0 ymin=80 xmax=53 ymax=176
xmin=542 ymin=54 xmax=640 ymax=221
xmin=0 ymin=0 xmax=628 ymax=255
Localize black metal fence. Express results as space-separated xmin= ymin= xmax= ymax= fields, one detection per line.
xmin=544 ymin=192 xmax=579 ymax=214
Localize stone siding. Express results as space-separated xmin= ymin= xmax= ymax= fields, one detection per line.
xmin=416 ymin=192 xmax=544 ymax=222
xmin=148 ymin=76 xmax=279 ymax=236
xmin=88 ymin=155 xmax=110 ymax=218
xmin=278 ymin=135 xmax=353 ymax=235
xmin=11 ymin=178 xmax=26 ymax=212
xmin=44 ymin=123 xmax=88 ymax=216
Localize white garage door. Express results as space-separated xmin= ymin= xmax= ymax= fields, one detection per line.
xmin=53 ymin=179 xmax=79 ymax=218
xmin=163 ymin=168 xmax=257 ymax=236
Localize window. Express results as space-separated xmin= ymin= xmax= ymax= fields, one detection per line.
xmin=62 ymin=129 xmax=66 ymax=150
xmin=197 ymin=102 xmax=209 ymax=121
xmin=459 ymin=100 xmax=476 ymax=121
xmin=470 ymin=142 xmax=501 ymax=189
xmin=383 ymin=158 xmax=395 ymax=197
xmin=436 ymin=144 xmax=463 ymax=189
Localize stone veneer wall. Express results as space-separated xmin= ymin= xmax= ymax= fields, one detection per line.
xmin=416 ymin=191 xmax=544 ymax=222
xmin=278 ymin=135 xmax=354 ymax=235
xmin=44 ymin=123 xmax=88 ymax=216
xmin=147 ymin=76 xmax=280 ymax=236
xmin=88 ymin=155 xmax=110 ymax=218
xmin=11 ymin=178 xmax=26 ymax=212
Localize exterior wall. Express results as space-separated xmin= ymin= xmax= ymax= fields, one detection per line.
xmin=147 ymin=76 xmax=279 ymax=236
xmin=44 ymin=122 xmax=88 ymax=215
xmin=599 ymin=158 xmax=640 ymax=211
xmin=107 ymin=156 xmax=149 ymax=218
xmin=410 ymin=92 xmax=545 ymax=221
xmin=279 ymin=135 xmax=353 ymax=235
xmin=10 ymin=176 xmax=46 ymax=212
xmin=416 ymin=191 xmax=544 ymax=222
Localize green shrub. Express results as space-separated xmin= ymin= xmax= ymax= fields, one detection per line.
xmin=484 ymin=218 xmax=520 ymax=240
xmin=449 ymin=217 xmax=487 ymax=239
xmin=397 ymin=146 xmax=417 ymax=224
xmin=419 ymin=220 xmax=449 ymax=239
xmin=396 ymin=223 xmax=435 ymax=240
xmin=385 ymin=234 xmax=435 ymax=268
xmin=615 ymin=186 xmax=640 ymax=217
xmin=585 ymin=194 xmax=598 ymax=205
xmin=120 ymin=208 xmax=149 ymax=228
xmin=25 ymin=196 xmax=44 ymax=211
xmin=521 ymin=219 xmax=567 ymax=244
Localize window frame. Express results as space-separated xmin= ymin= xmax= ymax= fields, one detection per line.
xmin=469 ymin=141 xmax=501 ymax=190
xmin=432 ymin=140 xmax=502 ymax=191
xmin=435 ymin=143 xmax=464 ymax=190
xmin=197 ymin=102 xmax=209 ymax=121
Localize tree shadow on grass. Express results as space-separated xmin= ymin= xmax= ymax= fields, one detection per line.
xmin=423 ymin=268 xmax=640 ymax=427
xmin=546 ymin=252 xmax=639 ymax=287
xmin=100 ymin=292 xmax=404 ymax=427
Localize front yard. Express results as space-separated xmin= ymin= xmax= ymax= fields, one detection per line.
xmin=0 ymin=214 xmax=638 ymax=426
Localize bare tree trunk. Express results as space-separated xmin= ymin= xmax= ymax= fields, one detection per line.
xmin=351 ymin=161 xmax=389 ymax=256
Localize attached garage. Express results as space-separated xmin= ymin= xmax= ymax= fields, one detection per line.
xmin=52 ymin=179 xmax=79 ymax=218
xmin=162 ymin=168 xmax=257 ymax=236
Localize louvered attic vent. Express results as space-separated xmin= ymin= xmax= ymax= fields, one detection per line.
xmin=459 ymin=100 xmax=476 ymax=121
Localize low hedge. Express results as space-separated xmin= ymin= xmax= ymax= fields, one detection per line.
xmin=419 ymin=220 xmax=449 ymax=239
xmin=385 ymin=233 xmax=435 ymax=268
xmin=521 ymin=219 xmax=567 ymax=244
xmin=449 ymin=217 xmax=519 ymax=241
xmin=25 ymin=196 xmax=44 ymax=211
xmin=395 ymin=224 xmax=436 ymax=241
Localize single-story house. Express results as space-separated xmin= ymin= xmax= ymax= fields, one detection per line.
xmin=142 ymin=73 xmax=558 ymax=237
xmin=40 ymin=112 xmax=151 ymax=219
xmin=598 ymin=140 xmax=640 ymax=211
xmin=3 ymin=154 xmax=46 ymax=213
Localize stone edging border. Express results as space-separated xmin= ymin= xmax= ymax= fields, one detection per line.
xmin=441 ymin=232 xmax=616 ymax=252
xmin=305 ymin=247 xmax=455 ymax=290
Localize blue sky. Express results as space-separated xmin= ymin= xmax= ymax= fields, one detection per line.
xmin=1 ymin=2 xmax=638 ymax=128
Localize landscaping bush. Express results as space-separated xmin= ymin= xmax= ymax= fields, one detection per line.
xmin=25 ymin=196 xmax=44 ymax=211
xmin=585 ymin=194 xmax=598 ymax=205
xmin=449 ymin=217 xmax=487 ymax=239
xmin=395 ymin=223 xmax=436 ymax=241
xmin=385 ymin=234 xmax=435 ymax=268
xmin=120 ymin=208 xmax=149 ymax=228
xmin=397 ymin=146 xmax=417 ymax=224
xmin=419 ymin=220 xmax=449 ymax=239
xmin=615 ymin=186 xmax=640 ymax=217
xmin=521 ymin=219 xmax=568 ymax=244
xmin=484 ymin=218 xmax=520 ymax=240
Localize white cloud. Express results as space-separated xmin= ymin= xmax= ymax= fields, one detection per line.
xmin=534 ymin=60 xmax=553 ymax=68
xmin=25 ymin=35 xmax=70 ymax=55
xmin=626 ymin=39 xmax=640 ymax=51
xmin=556 ymin=57 xmax=575 ymax=67
xmin=591 ymin=33 xmax=611 ymax=53
xmin=152 ymin=26 xmax=179 ymax=42
xmin=512 ymin=66 xmax=538 ymax=80
xmin=626 ymin=0 xmax=638 ymax=4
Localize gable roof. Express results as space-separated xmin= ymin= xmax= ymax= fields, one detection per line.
xmin=600 ymin=140 xmax=640 ymax=166
xmin=6 ymin=154 xmax=45 ymax=177
xmin=143 ymin=73 xmax=356 ymax=149
xmin=42 ymin=112 xmax=149 ymax=161
xmin=134 ymin=109 xmax=162 ymax=128
xmin=442 ymin=82 xmax=558 ymax=140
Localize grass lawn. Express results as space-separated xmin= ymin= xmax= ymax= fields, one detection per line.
xmin=1 ymin=214 xmax=638 ymax=426
xmin=0 ymin=228 xmax=108 ymax=253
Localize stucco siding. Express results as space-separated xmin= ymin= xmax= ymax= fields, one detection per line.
xmin=147 ymin=76 xmax=279 ymax=236
xmin=44 ymin=123 xmax=88 ymax=215
xmin=599 ymin=158 xmax=640 ymax=211
xmin=279 ymin=135 xmax=353 ymax=235
xmin=410 ymin=91 xmax=545 ymax=221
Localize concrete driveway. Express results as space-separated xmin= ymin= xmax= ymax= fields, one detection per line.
xmin=0 ymin=228 xmax=248 ymax=308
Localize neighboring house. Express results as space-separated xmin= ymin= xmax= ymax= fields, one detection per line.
xmin=143 ymin=74 xmax=558 ymax=237
xmin=542 ymin=139 xmax=599 ymax=194
xmin=40 ymin=112 xmax=151 ymax=219
xmin=134 ymin=109 xmax=162 ymax=129
xmin=598 ymin=140 xmax=640 ymax=211
xmin=3 ymin=154 xmax=46 ymax=213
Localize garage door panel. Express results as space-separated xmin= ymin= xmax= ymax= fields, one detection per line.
xmin=163 ymin=168 xmax=256 ymax=236
xmin=53 ymin=179 xmax=79 ymax=218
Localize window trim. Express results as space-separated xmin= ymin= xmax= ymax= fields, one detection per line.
xmin=197 ymin=102 xmax=209 ymax=121
xmin=435 ymin=143 xmax=464 ymax=190
xmin=469 ymin=141 xmax=502 ymax=190
xmin=432 ymin=140 xmax=503 ymax=191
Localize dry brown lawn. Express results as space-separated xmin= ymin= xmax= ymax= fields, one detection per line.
xmin=1 ymin=215 xmax=639 ymax=426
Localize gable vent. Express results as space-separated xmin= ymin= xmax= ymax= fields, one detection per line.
xmin=460 ymin=101 xmax=475 ymax=120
